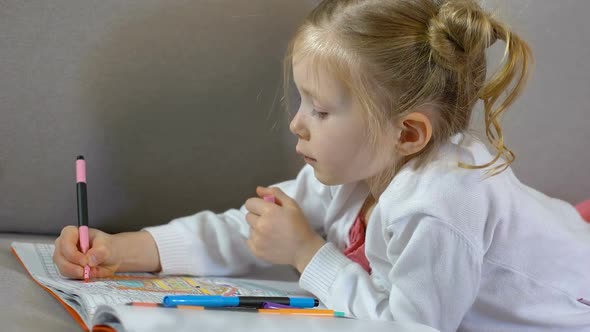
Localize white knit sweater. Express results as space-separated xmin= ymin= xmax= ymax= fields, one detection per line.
xmin=145 ymin=134 xmax=590 ymax=331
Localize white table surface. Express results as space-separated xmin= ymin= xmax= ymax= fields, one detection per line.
xmin=102 ymin=304 xmax=440 ymax=332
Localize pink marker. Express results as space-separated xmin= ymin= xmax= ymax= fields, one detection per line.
xmin=263 ymin=195 xmax=276 ymax=204
xmin=76 ymin=156 xmax=90 ymax=282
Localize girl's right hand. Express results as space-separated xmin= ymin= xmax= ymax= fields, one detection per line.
xmin=53 ymin=226 xmax=121 ymax=279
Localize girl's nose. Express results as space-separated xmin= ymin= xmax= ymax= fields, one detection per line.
xmin=289 ymin=110 xmax=310 ymax=140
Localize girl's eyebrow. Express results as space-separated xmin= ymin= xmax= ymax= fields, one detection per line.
xmin=300 ymin=86 xmax=328 ymax=106
xmin=300 ymin=86 xmax=317 ymax=99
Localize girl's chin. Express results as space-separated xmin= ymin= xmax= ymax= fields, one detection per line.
xmin=312 ymin=169 xmax=345 ymax=186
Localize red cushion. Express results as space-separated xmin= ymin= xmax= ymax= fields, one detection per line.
xmin=577 ymin=199 xmax=590 ymax=222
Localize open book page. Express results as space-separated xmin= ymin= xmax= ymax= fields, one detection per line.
xmin=11 ymin=242 xmax=309 ymax=330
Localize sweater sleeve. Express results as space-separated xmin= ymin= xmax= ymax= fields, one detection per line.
xmin=144 ymin=165 xmax=331 ymax=276
xmin=299 ymin=215 xmax=483 ymax=332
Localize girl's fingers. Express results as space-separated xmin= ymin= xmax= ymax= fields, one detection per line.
xmin=53 ymin=252 xmax=84 ymax=279
xmin=267 ymin=187 xmax=295 ymax=206
xmin=60 ymin=225 xmax=79 ymax=244
xmin=85 ymin=246 xmax=109 ymax=267
xmin=256 ymin=186 xmax=295 ymax=207
xmin=245 ymin=212 xmax=260 ymax=230
xmin=55 ymin=230 xmax=87 ymax=266
xmin=245 ymin=197 xmax=268 ymax=215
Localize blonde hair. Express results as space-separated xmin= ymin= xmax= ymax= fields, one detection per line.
xmin=283 ymin=0 xmax=533 ymax=182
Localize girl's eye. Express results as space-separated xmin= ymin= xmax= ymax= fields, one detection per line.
xmin=311 ymin=109 xmax=329 ymax=119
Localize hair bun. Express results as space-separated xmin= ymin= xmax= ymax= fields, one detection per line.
xmin=427 ymin=0 xmax=497 ymax=70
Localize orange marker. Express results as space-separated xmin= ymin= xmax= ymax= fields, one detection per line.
xmin=258 ymin=308 xmax=345 ymax=317
xmin=177 ymin=305 xmax=346 ymax=317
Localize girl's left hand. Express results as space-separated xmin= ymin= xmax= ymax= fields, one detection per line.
xmin=244 ymin=186 xmax=326 ymax=273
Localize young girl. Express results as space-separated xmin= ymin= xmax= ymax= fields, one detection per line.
xmin=54 ymin=0 xmax=590 ymax=330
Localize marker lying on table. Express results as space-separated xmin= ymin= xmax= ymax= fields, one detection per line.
xmin=126 ymin=302 xmax=346 ymax=317
xmin=127 ymin=302 xmax=269 ymax=310
xmin=162 ymin=295 xmax=319 ymax=308
xmin=76 ymin=155 xmax=91 ymax=282
xmin=177 ymin=305 xmax=346 ymax=317
xmin=128 ymin=302 xmax=297 ymax=309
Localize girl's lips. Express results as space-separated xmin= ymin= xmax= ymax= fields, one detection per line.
xmin=296 ymin=148 xmax=316 ymax=162
xmin=304 ymin=156 xmax=317 ymax=163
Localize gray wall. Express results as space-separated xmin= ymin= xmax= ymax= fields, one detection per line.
xmin=0 ymin=1 xmax=311 ymax=234
xmin=474 ymin=0 xmax=590 ymax=204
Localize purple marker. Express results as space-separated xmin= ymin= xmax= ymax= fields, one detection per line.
xmin=262 ymin=302 xmax=294 ymax=309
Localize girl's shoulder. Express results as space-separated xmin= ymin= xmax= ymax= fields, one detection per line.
xmin=377 ymin=133 xmax=515 ymax=238
xmin=385 ymin=134 xmax=511 ymax=199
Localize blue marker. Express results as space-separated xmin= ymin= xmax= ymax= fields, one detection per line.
xmin=162 ymin=295 xmax=319 ymax=309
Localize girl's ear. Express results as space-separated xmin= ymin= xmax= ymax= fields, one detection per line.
xmin=395 ymin=111 xmax=433 ymax=156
